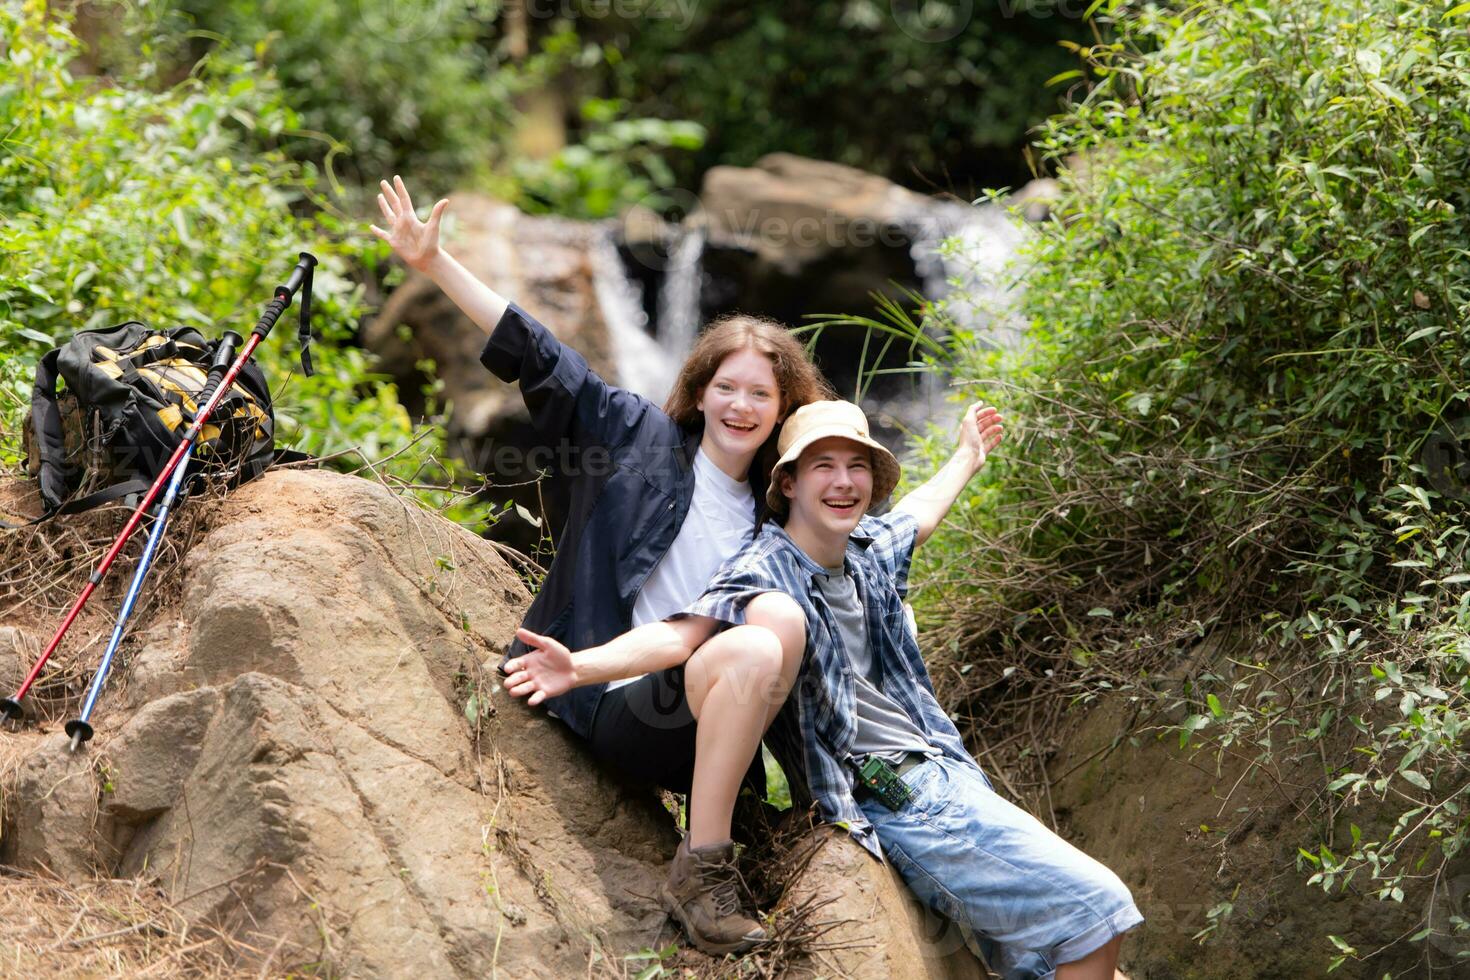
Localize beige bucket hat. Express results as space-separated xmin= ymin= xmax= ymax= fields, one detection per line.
xmin=766 ymin=399 xmax=901 ymax=513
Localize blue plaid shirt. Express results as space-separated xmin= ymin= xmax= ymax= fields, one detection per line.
xmin=680 ymin=510 xmax=981 ymax=859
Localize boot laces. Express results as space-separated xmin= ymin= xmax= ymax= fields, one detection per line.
xmin=697 ymin=852 xmax=748 ymax=918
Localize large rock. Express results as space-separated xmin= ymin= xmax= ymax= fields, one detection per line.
xmin=694 ymin=153 xmax=934 ymax=408
xmin=699 ymin=152 xmax=935 ymax=277
xmin=1 ymin=469 xmax=982 ymax=977
xmin=7 ymin=733 xmax=101 ymax=879
xmin=779 ymin=828 xmax=986 ymax=979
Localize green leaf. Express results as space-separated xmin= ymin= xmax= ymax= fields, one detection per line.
xmin=1207 ymin=693 xmax=1224 ymax=718
xmin=1443 ymin=2 xmax=1470 ymax=19
xmin=1370 ymin=80 xmax=1410 ymax=106
xmin=1045 ymin=70 xmax=1085 ymax=87
xmin=1401 ymin=770 xmax=1430 ymax=790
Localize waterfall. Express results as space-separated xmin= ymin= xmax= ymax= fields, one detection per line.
xmin=655 ymin=225 xmax=706 ymax=363
xmin=589 ymin=225 xmax=678 ymax=402
xmin=858 ymin=197 xmax=1028 ymax=437
xmin=906 ymin=198 xmax=1027 ymax=349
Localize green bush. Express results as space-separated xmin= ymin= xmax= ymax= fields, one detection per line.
xmin=582 ymin=0 xmax=1089 ymax=191
xmin=906 ymin=0 xmax=1470 ymax=966
xmin=512 ymin=95 xmax=705 ymax=219
xmin=157 ymin=0 xmax=524 ymax=197
xmin=0 ymin=3 xmax=491 ymax=528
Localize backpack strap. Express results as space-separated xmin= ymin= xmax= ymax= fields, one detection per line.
xmin=28 ymin=348 xmax=71 ymax=514
xmin=119 ymin=340 xmax=181 ymax=369
xmin=3 ymin=450 xmax=316 ymax=530
xmin=0 ymin=478 xmax=153 ymax=529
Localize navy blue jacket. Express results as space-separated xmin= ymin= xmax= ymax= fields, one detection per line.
xmin=481 ymin=302 xmax=705 ymax=739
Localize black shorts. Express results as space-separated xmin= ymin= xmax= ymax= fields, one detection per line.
xmin=587 ymin=667 xmax=767 ymax=799
xmin=588 ymin=667 xmax=698 ymax=793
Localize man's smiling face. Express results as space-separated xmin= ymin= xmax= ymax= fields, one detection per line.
xmin=781 ymin=436 xmax=874 ymax=543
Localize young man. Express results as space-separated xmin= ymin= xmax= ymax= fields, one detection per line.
xmin=506 ymin=400 xmax=1142 ymax=976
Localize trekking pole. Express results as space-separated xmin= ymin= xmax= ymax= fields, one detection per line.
xmin=63 ymin=332 xmax=242 ymax=752
xmin=0 ymin=252 xmax=317 ymax=724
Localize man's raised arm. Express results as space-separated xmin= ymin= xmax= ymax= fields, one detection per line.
xmin=892 ymin=402 xmax=1005 ymax=547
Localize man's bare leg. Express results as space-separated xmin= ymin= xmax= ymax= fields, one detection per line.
xmin=1055 ymin=935 xmax=1123 ymax=980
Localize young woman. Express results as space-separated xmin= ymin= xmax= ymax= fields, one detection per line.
xmin=371 ymin=176 xmax=824 ymax=954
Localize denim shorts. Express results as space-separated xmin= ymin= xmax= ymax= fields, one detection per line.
xmin=857 ymin=754 xmax=1143 ymax=979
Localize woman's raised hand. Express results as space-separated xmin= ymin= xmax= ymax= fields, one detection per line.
xmin=370 ymin=175 xmax=449 ymax=272
xmin=503 ymin=628 xmax=578 ymax=706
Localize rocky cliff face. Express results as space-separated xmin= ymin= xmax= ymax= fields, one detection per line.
xmin=0 ymin=469 xmax=983 ymax=978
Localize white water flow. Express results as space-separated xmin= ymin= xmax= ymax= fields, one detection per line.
xmin=589 ymin=225 xmax=678 ymax=402
xmin=907 ymin=198 xmax=1028 ymax=348
xmin=845 ymin=197 xmax=1029 ymax=437
xmin=655 ymin=225 xmax=706 ymax=364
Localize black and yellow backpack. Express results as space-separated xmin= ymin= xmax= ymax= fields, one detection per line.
xmin=22 ymin=322 xmax=278 ymax=518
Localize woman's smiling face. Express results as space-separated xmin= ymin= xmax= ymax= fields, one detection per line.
xmin=697 ymin=347 xmax=782 ymax=477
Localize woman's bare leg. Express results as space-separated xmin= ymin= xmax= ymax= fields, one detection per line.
xmin=681 ymin=593 xmax=805 ymax=847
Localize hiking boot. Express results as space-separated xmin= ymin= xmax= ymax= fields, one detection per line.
xmin=660 ymin=837 xmax=768 ymax=955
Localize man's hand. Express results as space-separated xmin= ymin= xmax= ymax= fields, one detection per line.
xmin=370 ymin=174 xmax=448 ymax=273
xmin=956 ymin=402 xmax=1005 ymax=474
xmin=894 ymin=401 xmax=1009 ymax=547
xmin=503 ymin=628 xmax=578 ymax=706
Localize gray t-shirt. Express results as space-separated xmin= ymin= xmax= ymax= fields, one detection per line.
xmin=814 ymin=565 xmax=939 ymax=763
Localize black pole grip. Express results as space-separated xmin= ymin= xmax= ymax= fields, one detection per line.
xmin=251 ymin=252 xmax=318 ymax=345
xmin=195 ymin=330 xmax=243 ymax=408
xmin=250 ymin=295 xmax=289 ymax=341
xmin=279 ymin=251 xmax=317 ymax=300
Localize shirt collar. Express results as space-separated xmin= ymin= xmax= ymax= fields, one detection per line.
xmin=692 ymin=445 xmax=752 ymax=497
xmin=760 ymin=518 xmax=878 ymax=583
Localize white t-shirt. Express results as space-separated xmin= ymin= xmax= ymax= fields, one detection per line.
xmin=609 ymin=447 xmax=756 ymax=689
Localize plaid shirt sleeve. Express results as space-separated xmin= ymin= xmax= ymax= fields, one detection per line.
xmin=675 ymin=542 xmax=789 ymax=628
xmin=856 ymin=510 xmax=920 ymax=599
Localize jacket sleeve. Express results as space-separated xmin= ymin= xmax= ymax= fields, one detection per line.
xmin=479 ymin=301 xmax=655 ymax=449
